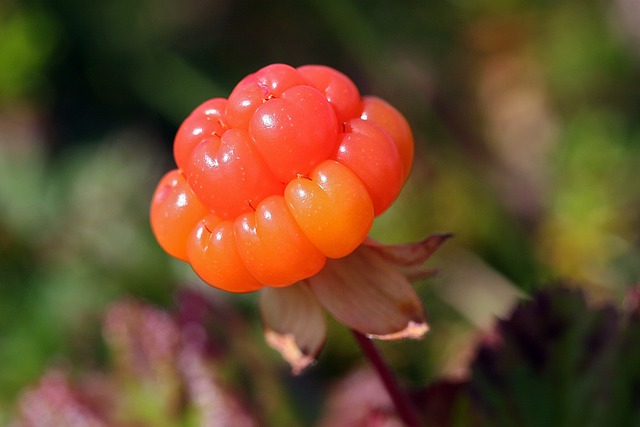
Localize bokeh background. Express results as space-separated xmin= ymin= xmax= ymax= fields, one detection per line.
xmin=1 ymin=0 xmax=640 ymax=425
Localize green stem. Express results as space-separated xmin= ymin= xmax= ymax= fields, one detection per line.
xmin=351 ymin=330 xmax=425 ymax=427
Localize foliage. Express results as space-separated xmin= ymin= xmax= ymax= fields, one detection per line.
xmin=468 ymin=287 xmax=640 ymax=427
xmin=10 ymin=286 xmax=640 ymax=426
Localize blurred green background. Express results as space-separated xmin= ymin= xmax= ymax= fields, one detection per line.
xmin=1 ymin=0 xmax=640 ymax=425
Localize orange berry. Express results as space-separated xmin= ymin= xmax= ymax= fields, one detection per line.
xmin=150 ymin=169 xmax=209 ymax=261
xmin=234 ymin=195 xmax=326 ymax=286
xmin=187 ymin=216 xmax=264 ymax=293
xmin=285 ymin=160 xmax=374 ymax=259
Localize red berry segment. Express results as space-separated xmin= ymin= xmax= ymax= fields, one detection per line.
xmin=285 ymin=160 xmax=374 ymax=259
xmin=298 ymin=65 xmax=361 ymax=123
xmin=360 ymin=96 xmax=414 ymax=181
xmin=249 ymin=85 xmax=339 ymax=182
xmin=226 ymin=64 xmax=307 ymax=129
xmin=187 ymin=216 xmax=264 ymax=293
xmin=334 ymin=119 xmax=403 ymax=215
xmin=150 ymin=169 xmax=209 ymax=261
xmin=174 ymin=98 xmax=227 ymax=171
xmin=150 ymin=63 xmax=415 ymax=292
xmin=234 ymin=195 xmax=326 ymax=286
xmin=254 ymin=63 xmax=307 ymax=97
xmin=184 ymin=128 xmax=284 ymax=220
xmin=225 ymin=74 xmax=265 ymax=129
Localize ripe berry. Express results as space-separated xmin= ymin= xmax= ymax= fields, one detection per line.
xmin=360 ymin=96 xmax=414 ymax=181
xmin=297 ymin=65 xmax=361 ymax=123
xmin=184 ymin=128 xmax=284 ymax=220
xmin=150 ymin=63 xmax=414 ymax=292
xmin=150 ymin=169 xmax=209 ymax=261
xmin=234 ymin=195 xmax=326 ymax=286
xmin=174 ymin=98 xmax=227 ymax=171
xmin=284 ymin=160 xmax=374 ymax=259
xmin=187 ymin=215 xmax=264 ymax=293
xmin=334 ymin=118 xmax=403 ymax=215
xmin=249 ymin=85 xmax=339 ymax=182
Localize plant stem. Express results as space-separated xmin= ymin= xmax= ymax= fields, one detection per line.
xmin=351 ymin=330 xmax=425 ymax=427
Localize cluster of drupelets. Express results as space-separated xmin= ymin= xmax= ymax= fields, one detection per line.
xmin=151 ymin=64 xmax=413 ymax=293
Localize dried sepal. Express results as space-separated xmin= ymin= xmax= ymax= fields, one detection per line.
xmin=368 ymin=320 xmax=429 ymax=341
xmin=259 ymin=284 xmax=327 ymax=374
xmin=365 ymin=233 xmax=452 ymax=280
xmin=307 ymin=243 xmax=429 ymax=339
